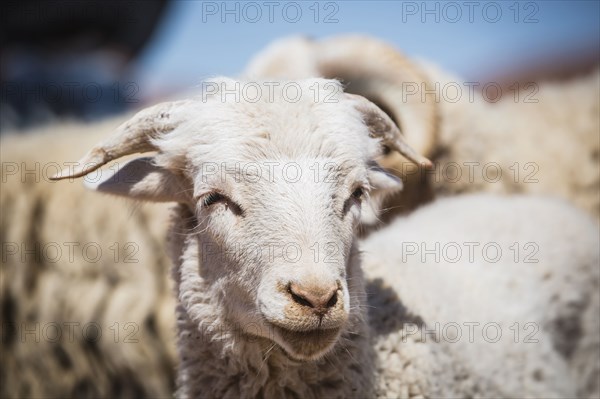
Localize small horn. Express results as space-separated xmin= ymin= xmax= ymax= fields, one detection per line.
xmin=50 ymin=100 xmax=194 ymax=180
xmin=349 ymin=94 xmax=433 ymax=169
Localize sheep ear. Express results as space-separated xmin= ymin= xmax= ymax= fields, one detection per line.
xmin=84 ymin=157 xmax=190 ymax=203
xmin=362 ymin=165 xmax=403 ymax=225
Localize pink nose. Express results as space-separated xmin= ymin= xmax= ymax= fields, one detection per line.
xmin=288 ymin=282 xmax=338 ymax=314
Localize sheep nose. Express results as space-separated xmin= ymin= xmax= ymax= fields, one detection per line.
xmin=288 ymin=282 xmax=338 ymax=314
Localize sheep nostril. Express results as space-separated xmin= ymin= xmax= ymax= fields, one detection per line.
xmin=288 ymin=283 xmax=338 ymax=311
xmin=326 ymin=293 xmax=338 ymax=308
xmin=289 ymin=288 xmax=315 ymax=308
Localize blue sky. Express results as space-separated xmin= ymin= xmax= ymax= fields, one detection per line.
xmin=132 ymin=1 xmax=599 ymax=98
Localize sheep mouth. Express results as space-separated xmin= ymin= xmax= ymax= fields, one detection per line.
xmin=272 ymin=325 xmax=342 ymax=361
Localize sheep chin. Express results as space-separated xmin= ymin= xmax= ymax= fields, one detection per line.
xmin=271 ymin=325 xmax=343 ymax=362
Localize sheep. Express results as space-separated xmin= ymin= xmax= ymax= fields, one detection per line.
xmin=0 ymin=121 xmax=176 ymax=398
xmin=50 ymin=77 xmax=599 ymax=398
xmin=244 ymin=35 xmax=600 ymax=224
xmin=362 ymin=194 xmax=600 ymax=398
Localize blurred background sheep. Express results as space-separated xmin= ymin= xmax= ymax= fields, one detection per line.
xmin=1 ymin=123 xmax=176 ymax=397
xmin=244 ymin=35 xmax=599 ymax=225
xmin=1 ymin=1 xmax=598 ymax=398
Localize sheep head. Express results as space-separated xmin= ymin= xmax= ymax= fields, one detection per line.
xmin=51 ymin=78 xmax=430 ymax=361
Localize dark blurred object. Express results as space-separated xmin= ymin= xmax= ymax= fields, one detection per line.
xmin=0 ymin=0 xmax=168 ymax=53
xmin=0 ymin=0 xmax=169 ymax=132
xmin=493 ymin=53 xmax=600 ymax=85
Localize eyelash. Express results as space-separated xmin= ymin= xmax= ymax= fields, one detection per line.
xmin=202 ymin=192 xmax=226 ymax=207
xmin=201 ymin=192 xmax=245 ymax=216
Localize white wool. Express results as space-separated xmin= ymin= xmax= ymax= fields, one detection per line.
xmin=362 ymin=194 xmax=600 ymax=397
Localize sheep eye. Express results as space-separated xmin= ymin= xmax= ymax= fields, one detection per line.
xmin=202 ymin=192 xmax=226 ymax=207
xmin=343 ymin=186 xmax=365 ymax=215
xmin=351 ymin=187 xmax=364 ymax=200
xmin=201 ymin=192 xmax=245 ymax=216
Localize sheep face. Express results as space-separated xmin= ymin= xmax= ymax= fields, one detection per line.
xmin=191 ymin=157 xmax=366 ymax=361
xmin=57 ymin=78 xmax=426 ymax=361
